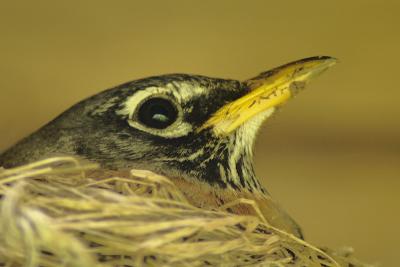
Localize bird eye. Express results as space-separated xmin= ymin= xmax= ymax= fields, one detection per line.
xmin=137 ymin=97 xmax=178 ymax=129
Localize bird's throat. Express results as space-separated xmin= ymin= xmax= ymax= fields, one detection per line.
xmin=218 ymin=108 xmax=271 ymax=194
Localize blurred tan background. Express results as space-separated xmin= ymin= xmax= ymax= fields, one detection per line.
xmin=0 ymin=1 xmax=399 ymax=265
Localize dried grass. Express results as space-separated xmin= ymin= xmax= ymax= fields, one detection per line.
xmin=0 ymin=157 xmax=373 ymax=267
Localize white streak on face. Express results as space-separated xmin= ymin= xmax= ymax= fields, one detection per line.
xmin=168 ymin=81 xmax=207 ymax=103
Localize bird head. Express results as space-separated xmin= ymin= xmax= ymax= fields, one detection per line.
xmin=0 ymin=56 xmax=336 ymax=194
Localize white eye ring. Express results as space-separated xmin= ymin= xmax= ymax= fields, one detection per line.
xmin=116 ymin=87 xmax=193 ymax=138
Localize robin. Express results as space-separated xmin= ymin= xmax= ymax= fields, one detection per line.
xmin=0 ymin=56 xmax=336 ymax=239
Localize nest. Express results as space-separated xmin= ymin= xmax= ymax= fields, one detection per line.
xmin=0 ymin=157 xmax=372 ymax=267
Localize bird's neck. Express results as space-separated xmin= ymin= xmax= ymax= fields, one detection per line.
xmin=172 ymin=133 xmax=268 ymax=195
xmin=219 ymin=137 xmax=268 ymax=194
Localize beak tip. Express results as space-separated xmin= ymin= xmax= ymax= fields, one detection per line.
xmin=318 ymin=55 xmax=339 ymax=66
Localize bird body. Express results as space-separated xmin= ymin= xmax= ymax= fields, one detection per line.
xmin=166 ymin=175 xmax=302 ymax=237
xmin=0 ymin=56 xmax=336 ymax=239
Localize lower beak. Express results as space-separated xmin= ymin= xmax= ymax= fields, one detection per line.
xmin=200 ymin=56 xmax=337 ymax=135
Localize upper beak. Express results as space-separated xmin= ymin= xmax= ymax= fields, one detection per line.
xmin=199 ymin=56 xmax=337 ymax=135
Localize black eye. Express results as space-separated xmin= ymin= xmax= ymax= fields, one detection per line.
xmin=137 ymin=97 xmax=178 ymax=129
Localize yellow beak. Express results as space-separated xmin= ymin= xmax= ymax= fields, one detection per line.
xmin=200 ymin=56 xmax=337 ymax=135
